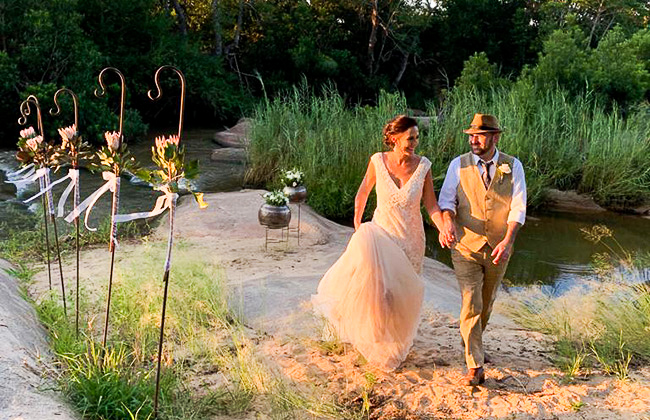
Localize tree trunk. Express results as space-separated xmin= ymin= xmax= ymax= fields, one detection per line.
xmin=232 ymin=0 xmax=245 ymax=51
xmin=212 ymin=0 xmax=223 ymax=56
xmin=366 ymin=0 xmax=379 ymax=75
xmin=392 ymin=50 xmax=410 ymax=89
xmin=170 ymin=0 xmax=188 ymax=37
xmin=587 ymin=0 xmax=605 ymax=46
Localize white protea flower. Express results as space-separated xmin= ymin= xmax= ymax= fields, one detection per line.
xmin=26 ymin=135 xmax=43 ymax=151
xmin=20 ymin=126 xmax=36 ymax=139
xmin=155 ymin=135 xmax=180 ymax=152
xmin=58 ymin=124 xmax=77 ymax=147
xmin=104 ymin=131 xmax=121 ymax=151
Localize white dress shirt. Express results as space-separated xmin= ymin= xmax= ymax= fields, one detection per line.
xmin=438 ymin=149 xmax=527 ymax=225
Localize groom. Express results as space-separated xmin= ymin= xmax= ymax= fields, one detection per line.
xmin=438 ymin=113 xmax=527 ymax=386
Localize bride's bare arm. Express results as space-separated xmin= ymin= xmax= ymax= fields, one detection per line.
xmin=354 ymin=158 xmax=376 ymax=230
xmin=422 ymin=169 xmax=444 ymax=231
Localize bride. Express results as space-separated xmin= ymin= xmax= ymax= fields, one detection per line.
xmin=312 ymin=115 xmax=451 ymax=371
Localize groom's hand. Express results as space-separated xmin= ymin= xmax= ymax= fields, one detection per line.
xmin=440 ymin=221 xmax=456 ymax=248
xmin=491 ymin=239 xmax=513 ymax=265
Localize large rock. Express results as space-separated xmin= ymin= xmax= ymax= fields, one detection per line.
xmin=545 ymin=189 xmax=606 ymax=213
xmin=0 ymin=260 xmax=78 ymax=420
xmin=213 ymin=118 xmax=251 ymax=149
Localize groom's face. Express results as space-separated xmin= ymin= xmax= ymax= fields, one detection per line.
xmin=469 ymin=132 xmax=499 ymax=157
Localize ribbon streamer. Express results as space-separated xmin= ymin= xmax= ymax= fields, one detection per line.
xmin=6 ymin=166 xmax=48 ymax=189
xmin=113 ymin=187 xmax=178 ymax=225
xmin=8 ymin=163 xmax=35 ymax=179
xmin=24 ymin=169 xmax=80 ymax=217
xmin=65 ymin=171 xmax=118 ymax=231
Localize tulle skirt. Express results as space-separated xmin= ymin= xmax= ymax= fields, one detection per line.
xmin=312 ymin=221 xmax=424 ymax=371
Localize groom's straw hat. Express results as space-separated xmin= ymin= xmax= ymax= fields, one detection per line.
xmin=463 ymin=113 xmax=502 ymax=134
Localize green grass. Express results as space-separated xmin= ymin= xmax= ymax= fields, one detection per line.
xmin=246 ymin=82 xmax=650 ymax=220
xmin=29 ymin=242 xmax=354 ymax=419
xmin=0 ymin=207 xmax=152 ymax=265
xmin=504 ymin=228 xmax=650 ymax=380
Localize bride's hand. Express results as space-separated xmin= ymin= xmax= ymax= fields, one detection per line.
xmin=439 ymin=220 xmax=456 ymax=248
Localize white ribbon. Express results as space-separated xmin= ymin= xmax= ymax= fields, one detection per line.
xmin=43 ymin=170 xmax=55 ymax=215
xmin=6 ymin=166 xmax=46 ymax=190
xmin=65 ymin=171 xmax=118 ymax=231
xmin=24 ymin=169 xmax=80 ymax=218
xmin=114 ymin=186 xmax=178 ymax=224
xmin=7 ymin=163 xmax=35 ymax=179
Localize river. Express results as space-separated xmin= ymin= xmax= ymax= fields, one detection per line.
xmin=1 ymin=129 xmax=649 ymax=289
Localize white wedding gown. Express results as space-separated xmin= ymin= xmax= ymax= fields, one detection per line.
xmin=312 ymin=152 xmax=431 ymax=371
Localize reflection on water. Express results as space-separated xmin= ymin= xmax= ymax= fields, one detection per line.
xmin=426 ymin=210 xmax=650 ymax=287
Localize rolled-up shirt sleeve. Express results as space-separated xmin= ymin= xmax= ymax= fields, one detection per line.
xmin=507 ymin=158 xmax=527 ymax=225
xmin=438 ymin=157 xmax=461 ymax=214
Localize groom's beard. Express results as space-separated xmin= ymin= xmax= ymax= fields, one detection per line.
xmin=470 ymin=139 xmax=495 ymax=156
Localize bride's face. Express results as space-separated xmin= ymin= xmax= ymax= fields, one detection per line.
xmin=392 ymin=126 xmax=419 ymax=156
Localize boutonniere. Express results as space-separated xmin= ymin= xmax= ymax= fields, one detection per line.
xmin=498 ymin=163 xmax=511 ymax=174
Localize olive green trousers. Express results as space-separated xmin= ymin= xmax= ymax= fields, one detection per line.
xmin=451 ymin=242 xmax=510 ymax=369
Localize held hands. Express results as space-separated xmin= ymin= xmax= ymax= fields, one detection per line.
xmin=438 ymin=220 xmax=457 ymax=248
xmin=491 ymin=238 xmax=514 ymax=265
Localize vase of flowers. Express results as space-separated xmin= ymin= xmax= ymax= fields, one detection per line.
xmin=258 ymin=190 xmax=291 ymax=229
xmin=281 ymin=168 xmax=307 ymax=203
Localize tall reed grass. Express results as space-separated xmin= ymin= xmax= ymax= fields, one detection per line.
xmin=246 ymin=82 xmax=650 ymax=219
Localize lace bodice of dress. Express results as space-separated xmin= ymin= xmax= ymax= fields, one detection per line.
xmin=370 ymin=152 xmax=431 ymax=273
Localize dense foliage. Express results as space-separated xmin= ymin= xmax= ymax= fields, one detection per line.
xmin=1 ymin=0 xmax=647 ymax=148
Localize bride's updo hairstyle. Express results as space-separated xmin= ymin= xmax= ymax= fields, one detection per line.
xmin=383 ymin=115 xmax=418 ymax=148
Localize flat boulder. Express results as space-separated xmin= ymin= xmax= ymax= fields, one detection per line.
xmin=545 ymin=189 xmax=606 ymax=213
xmin=0 ymin=260 xmax=78 ymax=419
xmin=213 ymin=118 xmax=251 ymax=149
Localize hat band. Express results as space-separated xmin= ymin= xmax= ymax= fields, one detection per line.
xmin=470 ymin=124 xmax=499 ymax=131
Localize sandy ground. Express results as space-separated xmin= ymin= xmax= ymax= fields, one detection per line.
xmin=27 ymin=190 xmax=650 ymax=419
xmin=0 ymin=260 xmax=77 ymax=420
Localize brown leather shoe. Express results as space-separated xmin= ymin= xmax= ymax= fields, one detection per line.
xmin=460 ymin=367 xmax=485 ymax=386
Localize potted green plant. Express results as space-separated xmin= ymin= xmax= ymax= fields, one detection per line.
xmin=280 ymin=168 xmax=307 ymax=203
xmin=258 ymin=190 xmax=291 ymax=228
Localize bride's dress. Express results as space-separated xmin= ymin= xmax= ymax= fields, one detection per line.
xmin=312 ymin=152 xmax=431 ymax=371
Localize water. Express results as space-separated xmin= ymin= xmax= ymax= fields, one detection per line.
xmin=0 ymin=129 xmax=244 ymax=232
xmin=2 ymin=132 xmax=649 ymax=288
xmin=426 ymin=210 xmax=650 ymax=289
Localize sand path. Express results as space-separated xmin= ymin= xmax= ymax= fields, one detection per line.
xmin=28 ymin=190 xmax=650 ymax=419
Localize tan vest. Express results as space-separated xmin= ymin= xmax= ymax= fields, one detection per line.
xmin=455 ymin=152 xmax=514 ymax=252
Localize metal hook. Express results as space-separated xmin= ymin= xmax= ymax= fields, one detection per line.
xmin=18 ymin=95 xmax=44 ymax=137
xmin=95 ymin=67 xmax=126 ymax=135
xmin=50 ymin=88 xmax=80 ymax=130
xmin=148 ymin=65 xmax=186 ymax=140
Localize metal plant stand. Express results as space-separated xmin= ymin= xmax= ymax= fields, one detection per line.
xmin=264 ymin=225 xmax=290 ymax=251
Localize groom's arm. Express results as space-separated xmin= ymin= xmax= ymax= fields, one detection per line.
xmin=492 ymin=159 xmax=527 ymax=264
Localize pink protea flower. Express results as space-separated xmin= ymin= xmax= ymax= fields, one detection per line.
xmin=20 ymin=126 xmax=36 ymax=139
xmin=26 ymin=135 xmax=44 ymax=151
xmin=104 ymin=131 xmax=121 ymax=151
xmin=58 ymin=124 xmax=77 ymax=147
xmin=155 ymin=135 xmax=180 ymax=151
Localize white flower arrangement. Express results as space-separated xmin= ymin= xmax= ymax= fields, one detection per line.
xmin=498 ymin=163 xmax=511 ymax=174
xmin=263 ymin=190 xmax=289 ymax=206
xmin=280 ymin=168 xmax=304 ymax=187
